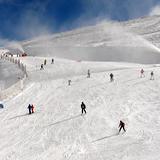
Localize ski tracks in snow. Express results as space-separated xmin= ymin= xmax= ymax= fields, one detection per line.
xmin=2 ymin=58 xmax=160 ymax=159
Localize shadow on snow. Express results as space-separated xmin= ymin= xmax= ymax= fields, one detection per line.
xmin=47 ymin=114 xmax=81 ymax=127
xmin=8 ymin=113 xmax=29 ymax=120
xmin=8 ymin=112 xmax=38 ymax=120
xmin=92 ymin=133 xmax=119 ymax=143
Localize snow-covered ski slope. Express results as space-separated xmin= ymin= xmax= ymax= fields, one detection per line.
xmin=1 ymin=55 xmax=160 ymax=160
xmin=2 ymin=15 xmax=160 ymax=159
xmin=21 ymin=15 xmax=160 ymax=64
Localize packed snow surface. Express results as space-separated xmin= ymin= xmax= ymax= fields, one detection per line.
xmin=1 ymin=56 xmax=160 ymax=160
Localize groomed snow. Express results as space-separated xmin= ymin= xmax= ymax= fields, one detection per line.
xmin=1 ymin=56 xmax=160 ymax=160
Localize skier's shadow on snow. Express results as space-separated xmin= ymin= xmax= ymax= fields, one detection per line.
xmin=8 ymin=113 xmax=29 ymax=120
xmin=9 ymin=112 xmax=38 ymax=120
xmin=92 ymin=133 xmax=119 ymax=143
xmin=47 ymin=114 xmax=81 ymax=127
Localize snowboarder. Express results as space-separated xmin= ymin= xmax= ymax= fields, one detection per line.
xmin=51 ymin=58 xmax=54 ymax=64
xmin=150 ymin=71 xmax=154 ymax=80
xmin=87 ymin=69 xmax=90 ymax=78
xmin=40 ymin=64 xmax=44 ymax=70
xmin=118 ymin=120 xmax=126 ymax=133
xmin=81 ymin=102 xmax=87 ymax=115
xmin=28 ymin=104 xmax=32 ymax=114
xmin=140 ymin=69 xmax=145 ymax=78
xmin=31 ymin=104 xmax=35 ymax=113
xmin=110 ymin=73 xmax=114 ymax=82
xmin=44 ymin=59 xmax=47 ymax=65
xmin=68 ymin=80 xmax=71 ymax=86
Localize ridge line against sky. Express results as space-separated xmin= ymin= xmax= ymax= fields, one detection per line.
xmin=0 ymin=0 xmax=160 ymax=42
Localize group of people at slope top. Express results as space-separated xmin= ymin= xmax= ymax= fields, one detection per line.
xmin=40 ymin=58 xmax=54 ymax=70
xmin=28 ymin=104 xmax=35 ymax=114
xmin=80 ymin=101 xmax=125 ymax=133
xmin=140 ymin=69 xmax=154 ymax=80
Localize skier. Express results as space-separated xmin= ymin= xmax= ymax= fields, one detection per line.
xmin=51 ymin=58 xmax=54 ymax=64
xmin=44 ymin=59 xmax=47 ymax=65
xmin=28 ymin=104 xmax=32 ymax=114
xmin=110 ymin=73 xmax=114 ymax=82
xmin=140 ymin=69 xmax=145 ymax=78
xmin=150 ymin=71 xmax=154 ymax=80
xmin=0 ymin=101 xmax=4 ymax=108
xmin=31 ymin=104 xmax=35 ymax=113
xmin=68 ymin=80 xmax=71 ymax=86
xmin=81 ymin=102 xmax=87 ymax=115
xmin=40 ymin=64 xmax=44 ymax=70
xmin=118 ymin=120 xmax=126 ymax=133
xmin=87 ymin=69 xmax=90 ymax=78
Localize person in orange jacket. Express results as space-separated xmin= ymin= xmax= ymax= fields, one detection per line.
xmin=31 ymin=104 xmax=35 ymax=113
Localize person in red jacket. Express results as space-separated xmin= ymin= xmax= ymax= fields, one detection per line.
xmin=31 ymin=104 xmax=35 ymax=113
xmin=140 ymin=69 xmax=145 ymax=78
xmin=119 ymin=120 xmax=126 ymax=133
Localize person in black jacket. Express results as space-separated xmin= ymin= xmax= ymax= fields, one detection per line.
xmin=150 ymin=71 xmax=154 ymax=80
xmin=110 ymin=73 xmax=114 ymax=82
xmin=40 ymin=64 xmax=44 ymax=70
xmin=51 ymin=58 xmax=54 ymax=64
xmin=68 ymin=80 xmax=71 ymax=86
xmin=81 ymin=102 xmax=87 ymax=115
xmin=87 ymin=69 xmax=90 ymax=78
xmin=44 ymin=59 xmax=47 ymax=65
xmin=119 ymin=120 xmax=126 ymax=133
xmin=28 ymin=104 xmax=32 ymax=114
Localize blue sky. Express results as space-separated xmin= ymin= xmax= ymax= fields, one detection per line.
xmin=0 ymin=0 xmax=159 ymax=41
